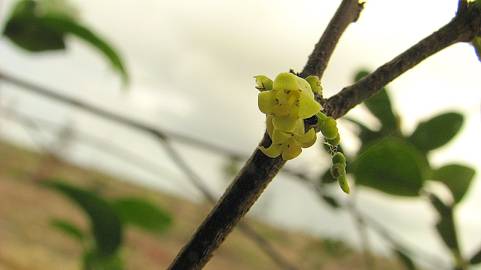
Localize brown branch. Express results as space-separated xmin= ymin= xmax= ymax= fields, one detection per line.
xmin=168 ymin=1 xmax=364 ymax=269
xmin=168 ymin=133 xmax=285 ymax=270
xmin=156 ymin=136 xmax=297 ymax=270
xmin=324 ymin=1 xmax=481 ymax=119
xmin=300 ymin=0 xmax=364 ymax=78
xmin=168 ymin=1 xmax=481 ymax=269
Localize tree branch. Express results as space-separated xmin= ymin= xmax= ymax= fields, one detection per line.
xmin=155 ymin=136 xmax=297 ymax=270
xmin=324 ymin=2 xmax=481 ymax=119
xmin=168 ymin=2 xmax=481 ymax=269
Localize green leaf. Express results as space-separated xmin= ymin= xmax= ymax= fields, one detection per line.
xmin=2 ymin=0 xmax=128 ymax=83
xmin=352 ymin=137 xmax=428 ymax=197
xmin=469 ymin=247 xmax=481 ymax=265
xmin=393 ymin=249 xmax=417 ymax=270
xmin=408 ymin=112 xmax=463 ymax=152
xmin=83 ymin=249 xmax=123 ymax=270
xmin=43 ymin=180 xmax=123 ymax=256
xmin=428 ymin=193 xmax=461 ymax=255
xmin=3 ymin=0 xmax=66 ymax=51
xmin=428 ymin=193 xmax=451 ymax=216
xmin=111 ymin=197 xmax=172 ymax=233
xmin=41 ymin=16 xmax=128 ymax=83
xmin=431 ymin=164 xmax=475 ymax=204
xmin=50 ymin=218 xmax=85 ymax=242
xmin=354 ymin=70 xmax=397 ymax=131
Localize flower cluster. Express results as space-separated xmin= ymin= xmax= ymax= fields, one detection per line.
xmin=256 ymin=72 xmax=322 ymax=160
xmin=255 ymin=72 xmax=349 ymax=193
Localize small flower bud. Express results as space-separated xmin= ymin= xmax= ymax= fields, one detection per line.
xmin=254 ymin=75 xmax=273 ymax=91
xmin=305 ymin=75 xmax=322 ymax=95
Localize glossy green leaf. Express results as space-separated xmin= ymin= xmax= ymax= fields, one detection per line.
xmin=50 ymin=218 xmax=85 ymax=242
xmin=352 ymin=137 xmax=427 ymax=197
xmin=469 ymin=247 xmax=481 ymax=265
xmin=408 ymin=112 xmax=463 ymax=152
xmin=428 ymin=193 xmax=460 ymax=255
xmin=393 ymin=249 xmax=417 ymax=270
xmin=431 ymin=164 xmax=475 ymax=204
xmin=111 ymin=198 xmax=172 ymax=233
xmin=41 ymin=16 xmax=128 ymax=83
xmin=44 ymin=180 xmax=123 ymax=256
xmin=354 ymin=70 xmax=397 ymax=131
xmin=3 ymin=0 xmax=66 ymax=51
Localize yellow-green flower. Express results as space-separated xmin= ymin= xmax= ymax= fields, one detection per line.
xmin=259 ymin=116 xmax=316 ymax=160
xmin=258 ymin=72 xmax=321 ymax=131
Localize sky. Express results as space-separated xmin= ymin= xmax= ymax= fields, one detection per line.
xmin=1 ymin=0 xmax=481 ymax=268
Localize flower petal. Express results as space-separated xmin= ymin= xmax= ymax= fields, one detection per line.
xmin=273 ymin=72 xmax=299 ymax=91
xmin=258 ymin=91 xmax=275 ymax=114
xmin=298 ymin=94 xmax=321 ymax=119
xmin=272 ymin=116 xmax=298 ymax=132
xmin=305 ymin=75 xmax=322 ymax=95
xmin=281 ymin=140 xmax=302 ymax=160
xmin=259 ymin=144 xmax=283 ymax=158
xmin=296 ymin=128 xmax=317 ymax=148
xmin=319 ymin=117 xmax=338 ymax=139
xmin=266 ymin=115 xmax=274 ymax=137
xmin=292 ymin=119 xmax=305 ymax=136
xmin=272 ymin=129 xmax=292 ymax=144
xmin=296 ymin=77 xmax=314 ymax=98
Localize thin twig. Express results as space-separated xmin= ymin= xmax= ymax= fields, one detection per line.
xmin=0 ymin=69 xmax=306 ymax=180
xmin=0 ymin=70 xmax=244 ymax=159
xmin=324 ymin=2 xmax=481 ymax=119
xmin=0 ymin=107 xmax=197 ymax=190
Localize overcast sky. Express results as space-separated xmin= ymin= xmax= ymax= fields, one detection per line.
xmin=1 ymin=0 xmax=481 ymax=268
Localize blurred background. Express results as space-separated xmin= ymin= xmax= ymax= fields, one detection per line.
xmin=0 ymin=0 xmax=480 ymax=269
